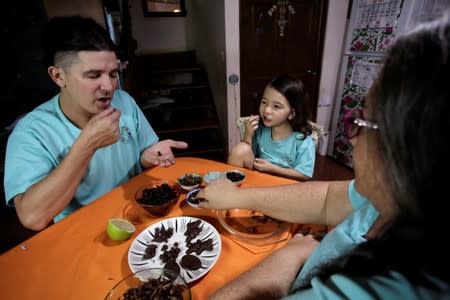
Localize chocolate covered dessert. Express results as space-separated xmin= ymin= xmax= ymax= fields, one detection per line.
xmin=139 ymin=218 xmax=215 ymax=276
xmin=143 ymin=244 xmax=157 ymax=259
xmin=180 ymin=254 xmax=202 ymax=271
xmin=184 ymin=219 xmax=202 ymax=243
xmin=137 ymin=183 xmax=178 ymax=205
xmin=122 ymin=277 xmax=185 ymax=300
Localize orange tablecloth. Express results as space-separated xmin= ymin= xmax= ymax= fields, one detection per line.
xmin=0 ymin=157 xmax=300 ymax=300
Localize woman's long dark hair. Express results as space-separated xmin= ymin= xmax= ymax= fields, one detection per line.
xmin=309 ymin=14 xmax=450 ymax=290
xmin=268 ymin=74 xmax=312 ymax=138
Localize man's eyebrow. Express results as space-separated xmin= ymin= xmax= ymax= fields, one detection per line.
xmin=83 ymin=67 xmax=119 ymax=74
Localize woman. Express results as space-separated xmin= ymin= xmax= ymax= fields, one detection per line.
xmin=197 ymin=13 xmax=450 ymax=299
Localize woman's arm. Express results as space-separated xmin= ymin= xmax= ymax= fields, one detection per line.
xmin=209 ymin=234 xmax=320 ymax=300
xmin=198 ymin=179 xmax=353 ymax=226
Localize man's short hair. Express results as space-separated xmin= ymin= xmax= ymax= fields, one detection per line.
xmin=43 ymin=16 xmax=117 ymax=68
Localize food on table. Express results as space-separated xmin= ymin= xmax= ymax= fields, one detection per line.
xmin=179 ymin=174 xmax=202 ymax=186
xmin=185 ymin=188 xmax=204 ymax=207
xmin=106 ymin=218 xmax=135 ymax=241
xmin=137 ymin=183 xmax=178 ymax=205
xmin=184 ymin=219 xmax=203 ymax=243
xmin=180 ymin=254 xmax=202 ymax=271
xmin=160 ymin=243 xmax=182 ymax=264
xmin=186 ymin=238 xmax=213 ymax=255
xmin=226 ymin=171 xmax=245 ymax=182
xmin=141 ymin=219 xmax=214 ymax=273
xmin=121 ymin=276 xmax=186 ymax=300
xmin=152 ymin=225 xmax=174 ymax=242
xmin=226 ymin=213 xmax=284 ymax=234
xmin=143 ymin=244 xmax=158 ymax=259
xmin=164 ymin=260 xmax=181 ymax=274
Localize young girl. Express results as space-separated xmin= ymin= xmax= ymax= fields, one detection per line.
xmin=228 ymin=74 xmax=316 ymax=181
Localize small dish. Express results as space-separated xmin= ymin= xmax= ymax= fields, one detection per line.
xmin=135 ymin=181 xmax=180 ymax=217
xmin=216 ymin=209 xmax=290 ymax=246
xmin=203 ymin=171 xmax=225 ymax=184
xmin=178 ymin=173 xmax=202 ymax=191
xmin=104 ymin=268 xmax=191 ymax=300
xmin=224 ymin=170 xmax=246 ymax=186
xmin=185 ymin=188 xmax=204 ymax=208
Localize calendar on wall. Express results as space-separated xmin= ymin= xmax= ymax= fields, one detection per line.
xmin=329 ymin=0 xmax=450 ymax=168
xmin=355 ymin=0 xmax=402 ymax=29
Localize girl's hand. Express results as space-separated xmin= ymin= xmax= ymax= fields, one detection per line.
xmin=244 ymin=115 xmax=260 ymax=137
xmin=253 ymin=158 xmax=275 ymax=172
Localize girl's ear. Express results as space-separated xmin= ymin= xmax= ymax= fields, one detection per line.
xmin=48 ymin=66 xmax=66 ymax=89
xmin=288 ymin=109 xmax=296 ymax=120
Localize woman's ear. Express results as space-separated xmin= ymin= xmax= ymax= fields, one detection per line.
xmin=48 ymin=66 xmax=66 ymax=89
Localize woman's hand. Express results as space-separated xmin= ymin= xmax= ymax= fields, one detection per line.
xmin=196 ymin=179 xmax=240 ymax=210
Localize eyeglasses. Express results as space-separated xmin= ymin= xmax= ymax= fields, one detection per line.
xmin=343 ymin=108 xmax=379 ymax=139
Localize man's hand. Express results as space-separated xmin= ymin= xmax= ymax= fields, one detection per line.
xmin=141 ymin=139 xmax=188 ymax=168
xmin=79 ymin=107 xmax=121 ymax=152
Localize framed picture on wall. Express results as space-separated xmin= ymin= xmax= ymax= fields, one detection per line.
xmin=142 ymin=0 xmax=186 ymax=17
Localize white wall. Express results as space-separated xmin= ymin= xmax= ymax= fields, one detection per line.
xmin=44 ymin=0 xmax=105 ymax=26
xmin=128 ymin=0 xmax=190 ymax=54
xmin=315 ymin=0 xmax=350 ymax=155
xmin=188 ymin=0 xmax=228 ymax=150
xmin=224 ymin=0 xmax=241 ymax=151
xmin=127 ymin=0 xmax=350 ymax=155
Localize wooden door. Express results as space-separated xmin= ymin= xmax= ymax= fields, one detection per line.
xmin=240 ymin=0 xmax=328 ymax=119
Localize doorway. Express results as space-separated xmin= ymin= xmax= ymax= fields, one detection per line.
xmin=239 ymin=0 xmax=328 ymax=120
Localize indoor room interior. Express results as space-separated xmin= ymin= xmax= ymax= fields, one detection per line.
xmin=1 ymin=0 xmax=360 ymax=253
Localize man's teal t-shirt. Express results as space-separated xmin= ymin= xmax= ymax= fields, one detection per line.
xmin=4 ymin=89 xmax=158 ymax=222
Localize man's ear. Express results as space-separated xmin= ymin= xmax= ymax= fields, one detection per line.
xmin=48 ymin=66 xmax=66 ymax=88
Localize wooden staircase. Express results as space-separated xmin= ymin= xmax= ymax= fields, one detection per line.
xmin=128 ymin=51 xmax=226 ymax=162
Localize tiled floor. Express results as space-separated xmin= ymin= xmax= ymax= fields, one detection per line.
xmin=0 ymin=154 xmax=354 ymax=254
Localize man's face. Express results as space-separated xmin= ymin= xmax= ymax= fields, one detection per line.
xmin=59 ymin=51 xmax=119 ymax=118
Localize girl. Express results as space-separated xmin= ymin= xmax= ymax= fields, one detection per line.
xmin=228 ymin=74 xmax=315 ymax=181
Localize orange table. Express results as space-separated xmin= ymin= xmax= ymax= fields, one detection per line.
xmin=0 ymin=157 xmax=300 ymax=300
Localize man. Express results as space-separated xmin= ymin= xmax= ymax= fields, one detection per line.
xmin=4 ymin=16 xmax=187 ymax=231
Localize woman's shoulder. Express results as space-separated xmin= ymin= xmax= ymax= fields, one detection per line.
xmin=287 ymin=271 xmax=448 ymax=300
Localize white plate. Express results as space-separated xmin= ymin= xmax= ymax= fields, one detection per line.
xmin=128 ymin=216 xmax=221 ymax=283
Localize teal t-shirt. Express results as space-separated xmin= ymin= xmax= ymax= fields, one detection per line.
xmin=4 ymin=89 xmax=158 ymax=222
xmin=289 ymin=180 xmax=379 ymax=291
xmin=282 ymin=181 xmax=450 ymax=299
xmin=252 ymin=126 xmax=316 ymax=177
xmin=286 ymin=270 xmax=448 ymax=299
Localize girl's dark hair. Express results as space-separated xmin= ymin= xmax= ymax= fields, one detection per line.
xmin=43 ymin=16 xmax=116 ymax=67
xmin=269 ymin=74 xmax=312 ymax=137
xmin=306 ymin=14 xmax=450 ymax=291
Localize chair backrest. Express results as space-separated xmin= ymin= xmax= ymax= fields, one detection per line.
xmin=236 ymin=117 xmax=324 ymax=149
